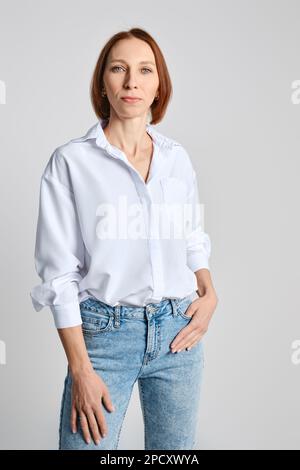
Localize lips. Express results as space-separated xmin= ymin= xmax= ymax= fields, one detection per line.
xmin=121 ymin=97 xmax=141 ymax=102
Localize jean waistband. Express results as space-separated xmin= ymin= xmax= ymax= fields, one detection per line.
xmin=79 ymin=294 xmax=193 ymax=318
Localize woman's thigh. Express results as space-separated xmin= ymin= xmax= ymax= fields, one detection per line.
xmin=58 ymin=365 xmax=136 ymax=450
xmin=58 ymin=295 xmax=204 ymax=450
xmin=58 ymin=300 xmax=145 ymax=450
xmin=137 ymin=298 xmax=205 ymax=450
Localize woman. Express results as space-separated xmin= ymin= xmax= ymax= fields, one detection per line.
xmin=30 ymin=27 xmax=218 ymax=450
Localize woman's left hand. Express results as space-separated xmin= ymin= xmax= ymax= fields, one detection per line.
xmin=170 ymin=291 xmax=218 ymax=353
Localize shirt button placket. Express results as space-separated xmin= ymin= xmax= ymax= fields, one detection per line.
xmin=136 ymin=176 xmax=164 ymax=302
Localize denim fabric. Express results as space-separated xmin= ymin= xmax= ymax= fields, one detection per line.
xmin=58 ymin=294 xmax=204 ymax=450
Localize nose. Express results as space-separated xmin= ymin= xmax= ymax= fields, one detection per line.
xmin=123 ymin=69 xmax=139 ymax=89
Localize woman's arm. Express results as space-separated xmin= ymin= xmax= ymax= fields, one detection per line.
xmin=195 ymin=267 xmax=218 ymax=299
xmin=57 ymin=325 xmax=115 ymax=445
xmin=171 ymin=148 xmax=218 ymax=351
xmin=30 ymin=149 xmax=115 ymax=445
xmin=171 ymin=268 xmax=218 ymax=352
xmin=30 ymin=150 xmax=85 ymax=328
xmin=57 ymin=326 xmax=94 ymax=377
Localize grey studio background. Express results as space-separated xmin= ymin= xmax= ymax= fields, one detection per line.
xmin=0 ymin=0 xmax=299 ymax=450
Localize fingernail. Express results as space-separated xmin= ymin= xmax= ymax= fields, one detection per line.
xmin=172 ymin=349 xmax=177 ymax=353
xmin=95 ymin=439 xmax=100 ymax=445
xmin=177 ymin=349 xmax=182 ymax=353
xmin=72 ymin=429 xmax=76 ymax=434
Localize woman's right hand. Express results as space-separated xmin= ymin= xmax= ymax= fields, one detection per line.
xmin=70 ymin=368 xmax=115 ymax=445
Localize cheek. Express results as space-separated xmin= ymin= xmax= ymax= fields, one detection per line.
xmin=108 ymin=82 xmax=121 ymax=95
xmin=103 ymin=74 xmax=121 ymax=94
xmin=150 ymin=78 xmax=159 ymax=92
xmin=143 ymin=74 xmax=159 ymax=91
xmin=145 ymin=84 xmax=159 ymax=100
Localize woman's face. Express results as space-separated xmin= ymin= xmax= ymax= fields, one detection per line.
xmin=103 ymin=37 xmax=160 ymax=120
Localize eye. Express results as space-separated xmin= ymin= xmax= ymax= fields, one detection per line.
xmin=110 ymin=66 xmax=153 ymax=73
xmin=111 ymin=66 xmax=124 ymax=72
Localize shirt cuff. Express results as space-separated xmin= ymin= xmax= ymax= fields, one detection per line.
xmin=187 ymin=252 xmax=210 ymax=272
xmin=50 ymin=301 xmax=83 ymax=329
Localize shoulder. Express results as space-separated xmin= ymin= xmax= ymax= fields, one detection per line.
xmin=45 ymin=122 xmax=98 ymax=168
xmin=41 ymin=140 xmax=81 ymax=192
xmin=172 ymin=142 xmax=195 ymax=170
xmin=149 ymin=125 xmax=196 ymax=174
xmin=152 ymin=129 xmax=198 ymax=194
xmin=41 ymin=123 xmax=97 ymax=183
xmin=167 ymin=140 xmax=196 ymax=181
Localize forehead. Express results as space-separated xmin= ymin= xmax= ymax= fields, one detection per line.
xmin=107 ymin=38 xmax=156 ymax=64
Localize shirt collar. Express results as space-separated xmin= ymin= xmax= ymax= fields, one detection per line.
xmin=71 ymin=118 xmax=178 ymax=152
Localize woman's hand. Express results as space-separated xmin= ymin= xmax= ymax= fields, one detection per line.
xmin=71 ymin=368 xmax=115 ymax=445
xmin=170 ymin=290 xmax=218 ymax=353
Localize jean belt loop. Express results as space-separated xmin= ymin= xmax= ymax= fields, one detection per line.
xmin=170 ymin=298 xmax=178 ymax=317
xmin=114 ymin=305 xmax=121 ymax=328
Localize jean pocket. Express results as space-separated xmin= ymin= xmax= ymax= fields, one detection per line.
xmin=175 ymin=296 xmax=194 ymax=321
xmin=80 ymin=306 xmax=113 ymax=336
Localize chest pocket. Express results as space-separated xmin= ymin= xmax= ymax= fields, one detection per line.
xmin=160 ymin=176 xmax=188 ymax=204
xmin=159 ymin=177 xmax=188 ymax=239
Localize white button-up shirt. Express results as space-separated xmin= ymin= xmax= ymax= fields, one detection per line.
xmin=30 ymin=118 xmax=211 ymax=328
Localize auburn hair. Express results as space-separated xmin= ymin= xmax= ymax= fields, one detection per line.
xmin=90 ymin=27 xmax=173 ymax=125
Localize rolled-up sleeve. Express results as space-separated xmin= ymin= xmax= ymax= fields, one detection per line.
xmin=185 ymin=169 xmax=211 ymax=272
xmin=30 ymin=150 xmax=85 ymax=329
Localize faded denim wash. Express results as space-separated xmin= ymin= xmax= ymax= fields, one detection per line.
xmin=59 ymin=293 xmax=204 ymax=450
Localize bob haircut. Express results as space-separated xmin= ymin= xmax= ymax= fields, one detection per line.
xmin=90 ymin=27 xmax=173 ymax=125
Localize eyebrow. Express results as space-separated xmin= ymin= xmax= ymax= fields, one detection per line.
xmin=109 ymin=59 xmax=156 ymax=66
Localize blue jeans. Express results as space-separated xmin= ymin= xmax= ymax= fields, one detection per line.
xmin=58 ymin=294 xmax=204 ymax=450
